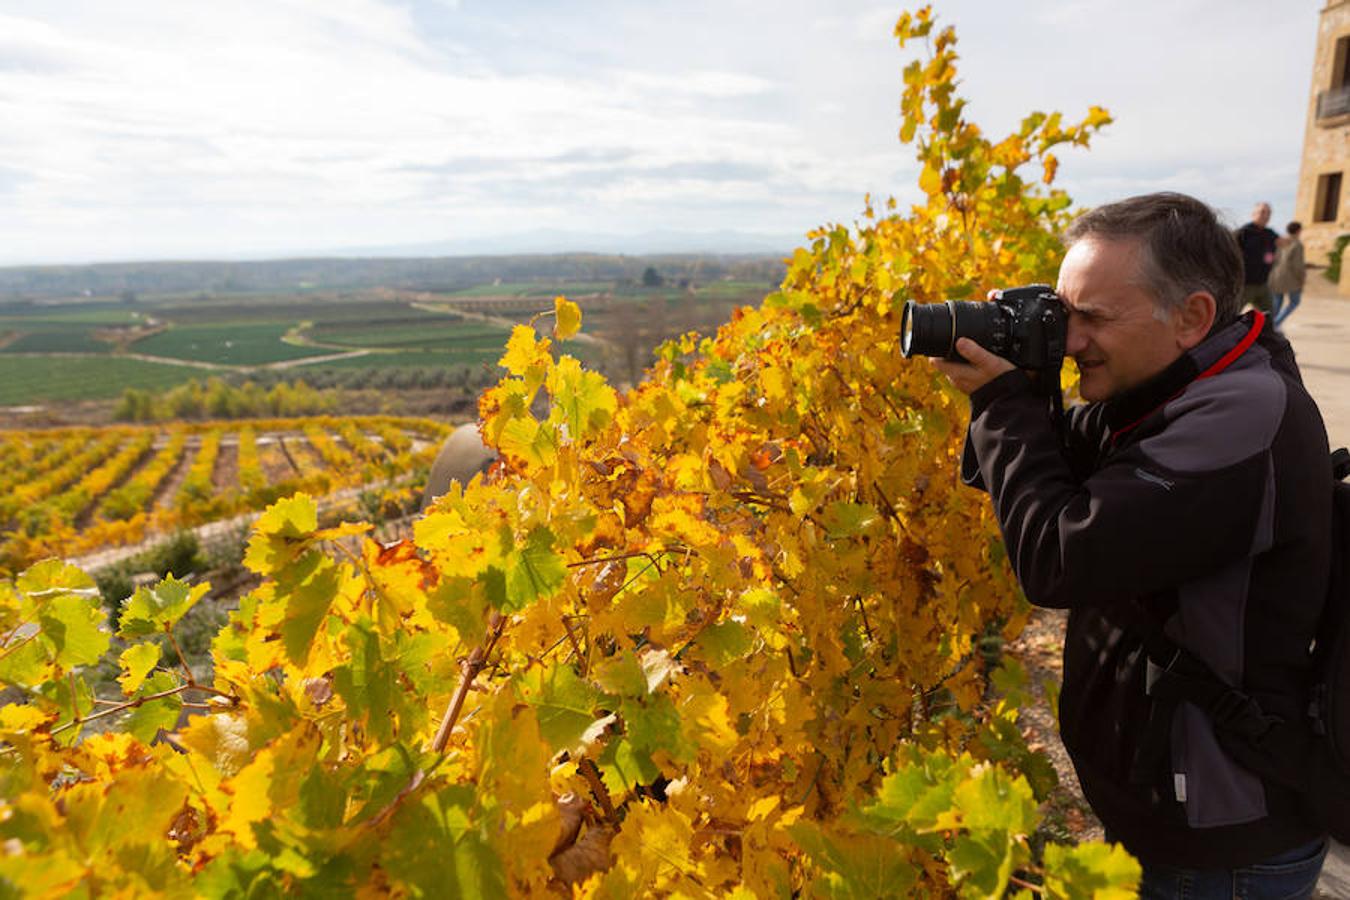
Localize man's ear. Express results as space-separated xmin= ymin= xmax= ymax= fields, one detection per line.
xmin=1175 ymin=291 xmax=1217 ymax=350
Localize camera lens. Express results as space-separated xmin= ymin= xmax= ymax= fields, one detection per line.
xmin=900 ymin=300 xmax=1005 ymax=359
xmin=900 ymin=300 xmax=954 ymax=358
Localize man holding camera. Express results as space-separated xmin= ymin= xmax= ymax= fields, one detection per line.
xmin=932 ymin=193 xmax=1331 ymax=898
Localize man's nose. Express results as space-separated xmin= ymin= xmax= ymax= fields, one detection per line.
xmin=1065 ymin=314 xmax=1088 ymax=356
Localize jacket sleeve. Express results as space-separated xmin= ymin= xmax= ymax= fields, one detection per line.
xmin=964 ymin=370 xmax=1270 ymax=610
xmin=960 ymin=371 xmax=1105 ymax=491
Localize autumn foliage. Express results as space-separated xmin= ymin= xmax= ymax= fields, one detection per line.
xmin=0 ymin=8 xmax=1139 ymax=897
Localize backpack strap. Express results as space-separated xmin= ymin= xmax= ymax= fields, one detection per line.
xmin=1129 ymin=630 xmax=1320 ymax=793
xmin=1333 ymin=447 xmax=1350 ymax=482
xmin=1127 ymin=628 xmax=1283 ymax=785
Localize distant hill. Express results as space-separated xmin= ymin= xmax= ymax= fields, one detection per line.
xmin=0 ymin=252 xmax=789 ymax=302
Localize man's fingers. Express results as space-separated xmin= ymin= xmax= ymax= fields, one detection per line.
xmin=955 ymin=338 xmax=1016 ymax=379
xmin=935 ymin=339 xmax=1015 ymax=396
xmin=954 ymin=338 xmax=996 ymax=365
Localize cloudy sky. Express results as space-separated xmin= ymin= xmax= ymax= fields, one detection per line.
xmin=0 ymin=1 xmax=1322 ymax=266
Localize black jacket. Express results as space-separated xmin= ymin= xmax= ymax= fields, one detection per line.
xmin=961 ymin=312 xmax=1331 ymax=867
xmin=1235 ymin=223 xmax=1280 ymax=286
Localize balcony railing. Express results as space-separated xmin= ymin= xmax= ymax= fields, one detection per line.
xmin=1317 ymin=84 xmax=1350 ymax=120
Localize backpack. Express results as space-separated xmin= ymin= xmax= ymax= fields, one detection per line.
xmin=1138 ymin=448 xmax=1350 ymax=842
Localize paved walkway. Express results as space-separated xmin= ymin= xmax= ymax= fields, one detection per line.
xmin=1279 ymin=278 xmax=1350 ymax=447
xmin=1280 ymin=280 xmax=1350 ymax=898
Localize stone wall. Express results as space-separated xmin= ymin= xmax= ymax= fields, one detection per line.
xmin=1296 ymin=0 xmax=1350 ymax=293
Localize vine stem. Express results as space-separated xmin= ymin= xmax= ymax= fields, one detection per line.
xmin=432 ymin=612 xmax=506 ymax=753
xmin=365 ymin=611 xmax=509 ymax=831
xmin=566 ymin=549 xmax=668 ymax=570
xmin=0 ymin=624 xmax=37 ymax=662
xmin=165 ymin=626 xmax=195 ymax=682
xmin=50 ymin=678 xmax=235 ymax=736
xmin=561 ymin=616 xmax=587 ymax=675
xmin=578 ymin=758 xmax=619 ymax=828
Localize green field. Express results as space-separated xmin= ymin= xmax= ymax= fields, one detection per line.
xmin=310 ymin=317 xmax=510 ymax=351
xmin=0 ymin=307 xmax=149 ymax=355
xmin=1 ymin=329 xmax=111 ymax=354
xmin=0 ymin=356 xmax=199 ymax=405
xmin=0 ymin=274 xmax=774 ymax=409
xmin=0 ymin=305 xmax=144 ymax=325
xmin=132 ymin=323 xmax=333 ymax=366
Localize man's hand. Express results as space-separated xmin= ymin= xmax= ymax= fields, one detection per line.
xmin=932 ymin=338 xmax=1015 ymax=396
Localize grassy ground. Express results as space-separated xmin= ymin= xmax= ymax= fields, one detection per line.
xmin=0 ymin=307 xmax=147 ymax=354
xmin=309 ymin=318 xmax=509 ymax=351
xmin=131 ymin=323 xmax=334 ymax=366
xmin=1 ymin=329 xmax=112 ymax=354
xmin=0 ymin=356 xmax=200 ymax=404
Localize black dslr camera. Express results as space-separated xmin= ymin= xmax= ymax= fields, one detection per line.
xmin=899 ymin=284 xmax=1067 ymax=373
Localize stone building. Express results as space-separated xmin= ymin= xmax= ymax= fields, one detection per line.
xmin=1296 ymin=0 xmax=1350 ymax=291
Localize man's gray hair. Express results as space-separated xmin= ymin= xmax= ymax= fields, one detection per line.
xmin=1063 ymin=192 xmax=1244 ymax=327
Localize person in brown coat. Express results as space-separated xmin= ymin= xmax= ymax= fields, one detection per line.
xmin=1269 ymin=221 xmax=1306 ymax=329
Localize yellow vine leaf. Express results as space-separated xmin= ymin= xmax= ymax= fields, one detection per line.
xmin=116 ymin=641 xmax=160 ymax=695
xmin=179 ymin=712 xmax=253 ymax=777
xmin=554 ymin=295 xmax=582 ymax=340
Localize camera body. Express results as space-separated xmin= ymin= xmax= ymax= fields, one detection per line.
xmin=900 ymin=284 xmax=1067 ymax=372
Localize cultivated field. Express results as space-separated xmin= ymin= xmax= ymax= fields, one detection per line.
xmin=0 ymin=259 xmax=782 ymax=570
xmin=0 ymin=415 xmax=451 ymax=574
xmin=0 ymin=273 xmax=776 ymax=407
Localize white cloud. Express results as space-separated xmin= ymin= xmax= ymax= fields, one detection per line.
xmin=0 ymin=0 xmax=1327 ymax=264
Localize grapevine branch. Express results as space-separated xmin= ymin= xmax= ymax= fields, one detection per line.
xmin=729 ymin=491 xmax=791 ymax=513
xmin=50 ymin=678 xmax=235 ymax=736
xmin=366 ymin=611 xmax=508 ymax=830
xmin=165 ymin=626 xmax=195 ymax=682
xmin=561 ymin=615 xmax=587 ymax=675
xmin=0 ymin=624 xmax=37 ymax=662
xmin=433 ymin=612 xmax=507 ymax=753
xmin=577 ymin=758 xmax=619 ymax=827
xmin=565 ymin=549 xmax=670 ymax=570
xmin=854 ymin=595 xmax=875 ymax=643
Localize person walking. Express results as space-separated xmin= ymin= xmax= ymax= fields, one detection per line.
xmin=1270 ymin=221 xmax=1306 ymax=329
xmin=1235 ymin=202 xmax=1281 ymax=313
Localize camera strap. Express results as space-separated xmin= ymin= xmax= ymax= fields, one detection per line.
xmin=1039 ymin=364 xmax=1067 ymax=439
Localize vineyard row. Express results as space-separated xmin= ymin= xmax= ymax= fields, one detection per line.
xmin=0 ymin=415 xmax=454 ymax=574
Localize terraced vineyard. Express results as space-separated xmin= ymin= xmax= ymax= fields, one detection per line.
xmin=0 ymin=415 xmax=454 ymax=574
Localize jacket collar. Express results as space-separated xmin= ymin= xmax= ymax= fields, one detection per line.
xmin=1103 ymin=311 xmax=1266 ymax=438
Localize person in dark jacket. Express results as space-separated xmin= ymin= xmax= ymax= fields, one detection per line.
xmin=1234 ymin=202 xmax=1280 ymax=314
xmin=935 ymin=193 xmax=1331 ymax=898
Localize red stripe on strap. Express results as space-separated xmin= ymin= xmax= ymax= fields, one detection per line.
xmin=1197 ymin=311 xmax=1264 ymax=381
xmin=1110 ymin=312 xmax=1265 ymax=445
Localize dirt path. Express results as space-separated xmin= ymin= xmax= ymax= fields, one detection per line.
xmin=263 ymin=348 xmax=371 ymax=369
xmin=67 ymin=479 xmax=403 ymax=574
xmin=0 ymin=350 xmax=238 ymax=371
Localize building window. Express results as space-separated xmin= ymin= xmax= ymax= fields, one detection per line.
xmin=1319 ymin=36 xmax=1350 ymax=119
xmin=1316 ymin=172 xmax=1342 ymax=223
xmin=1335 ymin=36 xmax=1350 ymax=89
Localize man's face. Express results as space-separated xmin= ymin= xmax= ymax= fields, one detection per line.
xmin=1057 ymin=236 xmax=1191 ymax=402
xmin=1252 ymin=203 xmax=1271 ymax=227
